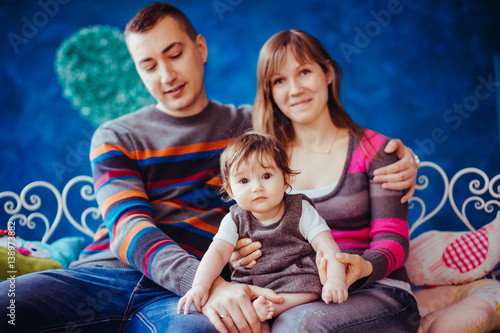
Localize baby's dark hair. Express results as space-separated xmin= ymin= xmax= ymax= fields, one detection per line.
xmin=220 ymin=131 xmax=299 ymax=196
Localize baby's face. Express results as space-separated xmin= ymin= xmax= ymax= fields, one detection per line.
xmin=228 ymin=153 xmax=287 ymax=223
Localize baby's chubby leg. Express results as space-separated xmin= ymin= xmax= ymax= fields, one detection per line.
xmin=253 ymin=293 xmax=321 ymax=321
xmin=272 ymin=293 xmax=319 ymax=317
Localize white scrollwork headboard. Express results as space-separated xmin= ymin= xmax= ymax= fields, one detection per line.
xmin=409 ymin=162 xmax=500 ymax=280
xmin=0 ymin=176 xmax=99 ymax=243
xmin=1 ymin=164 xmax=500 ymax=250
xmin=410 ymin=162 xmax=500 ymax=237
xmin=409 ymin=161 xmax=449 ymax=235
xmin=448 ymin=167 xmax=500 ymax=231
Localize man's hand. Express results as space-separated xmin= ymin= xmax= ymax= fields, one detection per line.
xmin=202 ymin=279 xmax=284 ymax=333
xmin=373 ymin=139 xmax=419 ymax=203
xmin=229 ymin=238 xmax=262 ymax=269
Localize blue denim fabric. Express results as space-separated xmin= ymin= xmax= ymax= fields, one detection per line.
xmin=271 ymin=283 xmax=420 ymax=333
xmin=0 ymin=267 xmax=217 ymax=333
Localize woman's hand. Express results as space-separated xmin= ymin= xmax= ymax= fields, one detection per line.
xmin=373 ymin=139 xmax=419 ymax=204
xmin=229 ymin=238 xmax=262 ymax=269
xmin=316 ymin=250 xmax=328 ymax=285
xmin=316 ymin=251 xmax=373 ymax=289
xmin=202 ymin=278 xmax=284 ymax=333
xmin=336 ymin=253 xmax=373 ymax=288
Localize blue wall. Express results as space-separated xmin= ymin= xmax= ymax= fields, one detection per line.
xmin=1 ymin=0 xmax=499 ymax=239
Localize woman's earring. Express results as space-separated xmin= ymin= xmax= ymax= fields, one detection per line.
xmin=328 ymin=81 xmax=332 ymax=85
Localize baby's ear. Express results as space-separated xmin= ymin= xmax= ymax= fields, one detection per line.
xmin=284 ymin=175 xmax=292 ymax=190
xmin=223 ymin=184 xmax=233 ymax=198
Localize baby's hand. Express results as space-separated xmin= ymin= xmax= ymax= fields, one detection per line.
xmin=177 ymin=284 xmax=210 ymax=314
xmin=322 ymin=277 xmax=348 ymax=304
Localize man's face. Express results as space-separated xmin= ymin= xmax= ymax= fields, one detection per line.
xmin=127 ymin=16 xmax=209 ymax=117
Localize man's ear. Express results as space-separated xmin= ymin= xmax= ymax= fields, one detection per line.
xmin=195 ymin=34 xmax=208 ymax=64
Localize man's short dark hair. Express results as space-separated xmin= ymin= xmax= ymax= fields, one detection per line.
xmin=124 ymin=2 xmax=197 ymax=40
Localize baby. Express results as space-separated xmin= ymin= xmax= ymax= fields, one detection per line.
xmin=178 ymin=131 xmax=348 ymax=321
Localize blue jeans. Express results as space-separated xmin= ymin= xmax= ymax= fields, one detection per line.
xmin=0 ymin=266 xmax=217 ymax=333
xmin=271 ymin=283 xmax=420 ymax=333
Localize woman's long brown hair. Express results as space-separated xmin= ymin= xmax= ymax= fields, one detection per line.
xmin=252 ymin=29 xmax=371 ymax=154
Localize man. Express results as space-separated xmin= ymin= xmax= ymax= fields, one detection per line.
xmin=0 ymin=3 xmax=417 ymax=332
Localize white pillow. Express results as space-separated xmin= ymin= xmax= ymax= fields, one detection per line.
xmin=407 ymin=212 xmax=500 ymax=286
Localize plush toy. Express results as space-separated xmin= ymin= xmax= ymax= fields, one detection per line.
xmin=0 ymin=246 xmax=62 ymax=281
xmin=407 ymin=211 xmax=500 ymax=286
xmin=0 ymin=234 xmax=85 ymax=280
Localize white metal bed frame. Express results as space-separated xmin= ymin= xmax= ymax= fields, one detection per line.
xmin=1 ymin=163 xmax=499 ymax=267
xmin=1 ymin=175 xmax=98 ymax=243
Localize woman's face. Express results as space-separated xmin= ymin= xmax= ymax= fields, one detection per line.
xmin=270 ymin=52 xmax=333 ymax=127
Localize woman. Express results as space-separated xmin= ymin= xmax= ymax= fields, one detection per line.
xmin=235 ymin=29 xmax=420 ymax=332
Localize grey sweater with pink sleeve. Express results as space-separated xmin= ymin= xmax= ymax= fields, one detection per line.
xmin=311 ymin=129 xmax=410 ymax=290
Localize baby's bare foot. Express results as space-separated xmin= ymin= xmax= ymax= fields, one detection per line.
xmin=252 ymin=296 xmax=274 ymax=321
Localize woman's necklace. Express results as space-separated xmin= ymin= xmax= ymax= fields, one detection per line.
xmin=296 ymin=128 xmax=338 ymax=154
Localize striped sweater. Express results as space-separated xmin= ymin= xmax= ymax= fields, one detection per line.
xmin=71 ymin=102 xmax=252 ymax=296
xmin=311 ymin=129 xmax=410 ymax=289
